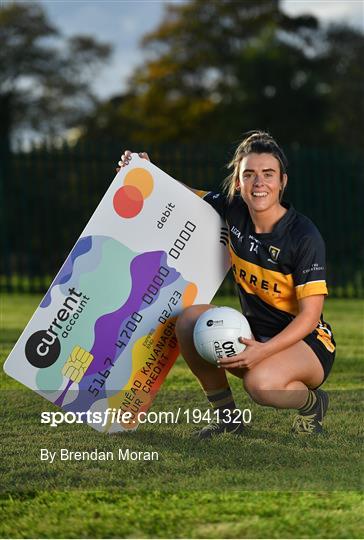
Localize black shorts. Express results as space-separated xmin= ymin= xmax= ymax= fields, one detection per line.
xmin=303 ymin=328 xmax=336 ymax=384
xmin=256 ymin=327 xmax=336 ymax=386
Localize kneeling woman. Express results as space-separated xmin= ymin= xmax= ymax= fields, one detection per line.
xmin=118 ymin=131 xmax=336 ymax=438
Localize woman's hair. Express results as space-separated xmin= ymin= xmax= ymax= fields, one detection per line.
xmin=223 ymin=130 xmax=288 ymax=202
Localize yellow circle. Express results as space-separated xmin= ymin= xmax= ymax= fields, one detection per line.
xmin=124 ymin=168 xmax=154 ymax=199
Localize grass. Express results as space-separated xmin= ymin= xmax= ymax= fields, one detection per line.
xmin=0 ymin=294 xmax=363 ymax=538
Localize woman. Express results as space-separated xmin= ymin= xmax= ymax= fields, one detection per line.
xmin=118 ymin=131 xmax=335 ymax=438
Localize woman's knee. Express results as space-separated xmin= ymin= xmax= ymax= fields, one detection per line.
xmin=175 ymin=305 xmax=223 ymax=380
xmin=243 ymin=369 xmax=285 ymax=405
xmin=175 ymin=304 xmax=214 ymax=344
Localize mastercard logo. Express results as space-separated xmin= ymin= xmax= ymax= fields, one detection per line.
xmin=113 ymin=168 xmax=154 ymax=218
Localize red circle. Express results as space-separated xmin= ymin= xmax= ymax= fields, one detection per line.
xmin=113 ymin=185 xmax=144 ymax=218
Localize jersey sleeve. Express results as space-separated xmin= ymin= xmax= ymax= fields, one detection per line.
xmin=200 ymin=191 xmax=229 ymax=220
xmin=293 ymin=231 xmax=328 ymax=299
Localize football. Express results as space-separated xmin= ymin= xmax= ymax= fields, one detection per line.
xmin=193 ymin=306 xmax=252 ymax=365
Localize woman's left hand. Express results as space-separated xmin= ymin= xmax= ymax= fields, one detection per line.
xmin=217 ymin=336 xmax=268 ymax=370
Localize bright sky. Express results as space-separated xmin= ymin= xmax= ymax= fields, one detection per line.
xmin=27 ymin=0 xmax=364 ymax=100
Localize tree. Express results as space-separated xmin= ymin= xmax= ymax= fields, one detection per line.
xmin=82 ymin=0 xmax=363 ymax=150
xmin=94 ymin=0 xmax=328 ymax=146
xmin=0 ymin=2 xmax=112 ymax=150
xmin=323 ymin=24 xmax=364 ymax=149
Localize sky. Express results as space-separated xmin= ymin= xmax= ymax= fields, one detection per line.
xmin=19 ymin=0 xmax=364 ymax=100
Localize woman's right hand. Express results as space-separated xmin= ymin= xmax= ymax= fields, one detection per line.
xmin=116 ymin=150 xmax=150 ymax=172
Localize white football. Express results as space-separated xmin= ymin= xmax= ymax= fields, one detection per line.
xmin=193 ymin=306 xmax=252 ymax=365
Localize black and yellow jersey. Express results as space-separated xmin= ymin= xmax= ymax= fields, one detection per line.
xmin=202 ymin=190 xmax=334 ymax=349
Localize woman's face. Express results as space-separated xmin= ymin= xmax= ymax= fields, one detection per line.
xmin=238 ymin=153 xmax=287 ymax=212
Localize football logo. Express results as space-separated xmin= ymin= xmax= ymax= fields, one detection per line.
xmin=269 ymin=245 xmax=280 ymax=262
xmin=213 ymin=340 xmax=236 ymax=358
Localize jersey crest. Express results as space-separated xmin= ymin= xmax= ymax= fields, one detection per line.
xmin=269 ymin=245 xmax=280 ymax=262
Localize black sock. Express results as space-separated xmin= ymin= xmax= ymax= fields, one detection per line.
xmin=299 ymin=389 xmax=317 ymax=414
xmin=204 ymin=386 xmax=236 ymax=420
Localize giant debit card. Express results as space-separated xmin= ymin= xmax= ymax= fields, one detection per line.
xmin=4 ymin=154 xmax=231 ymax=432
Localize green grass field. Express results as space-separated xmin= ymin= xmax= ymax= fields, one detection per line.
xmin=0 ymin=294 xmax=363 ymax=538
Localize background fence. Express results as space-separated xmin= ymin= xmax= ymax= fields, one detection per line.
xmin=0 ymin=139 xmax=362 ymax=297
